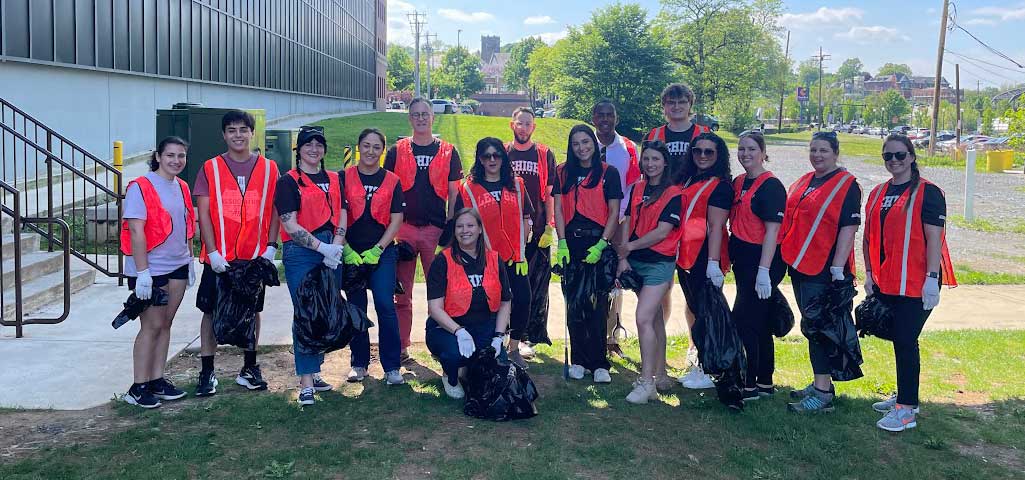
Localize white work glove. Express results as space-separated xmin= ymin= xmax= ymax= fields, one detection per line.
xmin=706 ymin=260 xmax=725 ymax=288
xmin=208 ymin=250 xmax=230 ymax=273
xmin=490 ymin=336 xmax=504 ymax=357
xmin=187 ymin=261 xmax=196 ymax=288
xmin=135 ymin=269 xmax=153 ymax=301
xmin=922 ymin=276 xmax=940 ymax=310
xmin=261 ymin=245 xmax=277 ymax=262
xmin=863 ymin=271 xmax=876 ymax=297
xmin=755 ymin=266 xmax=772 ymax=300
xmin=829 ymin=266 xmax=845 ymax=282
xmin=316 ymin=242 xmax=344 ymax=264
xmin=322 ymin=254 xmax=341 ymax=270
xmin=455 ymin=328 xmax=475 ymax=358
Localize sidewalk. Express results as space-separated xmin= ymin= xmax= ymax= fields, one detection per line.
xmin=1 ymin=263 xmax=1022 ymax=410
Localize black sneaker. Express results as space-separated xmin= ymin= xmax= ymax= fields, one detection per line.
xmin=312 ymin=374 xmax=333 ymax=392
xmin=297 ymin=387 xmax=315 ymax=406
xmin=742 ymin=389 xmax=761 ymax=401
xmin=124 ymin=384 xmax=161 ymax=409
xmin=148 ymin=378 xmax=187 ymax=401
xmin=757 ymin=386 xmax=776 ymax=397
xmin=236 ymin=364 xmax=269 ymax=390
xmin=195 ymin=371 xmax=218 ymax=397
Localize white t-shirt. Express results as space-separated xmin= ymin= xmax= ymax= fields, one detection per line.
xmin=123 ymin=172 xmax=192 ymax=277
xmin=598 ymin=133 xmax=635 ymax=219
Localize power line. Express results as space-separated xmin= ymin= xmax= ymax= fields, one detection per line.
xmin=943 ymin=60 xmax=1010 ymax=88
xmin=944 ymin=55 xmax=1022 ymax=84
xmin=949 ymin=21 xmax=1025 ymax=69
xmin=945 ymin=49 xmax=1025 ymax=74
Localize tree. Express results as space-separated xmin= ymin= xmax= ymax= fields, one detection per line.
xmin=386 ymin=45 xmax=415 ymax=92
xmin=433 ymin=46 xmax=485 ymax=100
xmin=865 ymin=90 xmax=910 ymax=128
xmin=877 ymin=63 xmax=913 ymax=77
xmin=503 ymin=37 xmax=546 ymax=104
xmin=837 ymin=57 xmax=864 ymax=86
xmin=797 ymin=58 xmax=821 ymax=89
xmin=1008 ymin=106 xmax=1025 ymax=151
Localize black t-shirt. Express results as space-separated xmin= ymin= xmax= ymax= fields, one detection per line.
xmin=683 ymin=173 xmax=735 ymax=211
xmin=731 ymin=175 xmax=787 ymax=247
xmin=426 ymin=249 xmax=512 ymax=326
xmin=443 ymin=179 xmax=536 ymax=248
xmin=876 ymin=181 xmax=946 ymax=264
xmin=663 ymin=124 xmax=698 ymax=172
xmin=509 ymin=145 xmax=558 ymax=239
xmin=345 ymin=169 xmax=406 ymax=252
xmin=624 ymin=183 xmax=683 ymax=263
xmin=383 ymin=140 xmax=463 ymax=228
xmin=274 ymin=170 xmax=344 ymax=236
xmin=552 ymin=164 xmax=625 ymax=232
xmin=789 ymin=169 xmax=863 ymax=281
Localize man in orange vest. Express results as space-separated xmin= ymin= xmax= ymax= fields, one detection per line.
xmin=507 ymin=107 xmax=557 ymax=359
xmin=384 ymin=97 xmax=464 ymax=360
xmin=644 ymin=83 xmax=711 ymax=173
xmin=592 ymin=100 xmax=639 ymax=359
xmin=192 ymin=110 xmax=280 ymax=396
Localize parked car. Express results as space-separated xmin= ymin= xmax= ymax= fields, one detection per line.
xmin=389 ymin=101 xmax=406 ymax=110
xmin=459 ymin=105 xmax=474 ymax=114
xmin=431 ymin=99 xmax=457 ymax=114
xmin=693 ymin=113 xmax=720 ymax=131
xmin=890 ymin=125 xmax=912 ymax=135
xmin=907 ymin=128 xmax=929 ymax=140
xmin=977 ymin=137 xmax=1011 ymax=151
xmin=913 ymin=132 xmax=956 ymax=148
xmin=543 ymin=109 xmax=557 ymax=118
xmin=533 ymin=107 xmax=545 ymax=117
xmin=854 ymin=125 xmax=870 ymax=134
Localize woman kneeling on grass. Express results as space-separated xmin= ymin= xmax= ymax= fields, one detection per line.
xmin=121 ymin=136 xmax=196 ymax=408
xmin=425 ymin=208 xmax=512 ymax=399
xmin=616 ymin=140 xmax=685 ymax=404
xmin=863 ymin=134 xmax=956 ymax=431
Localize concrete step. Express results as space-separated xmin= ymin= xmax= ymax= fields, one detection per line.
xmin=2 ymin=216 xmax=10 ymax=235
xmin=1 ymin=250 xmax=64 ymax=286
xmin=2 ymin=267 xmax=96 ymax=320
xmin=1 ymin=232 xmax=40 ymax=258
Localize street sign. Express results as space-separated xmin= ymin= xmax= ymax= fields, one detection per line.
xmin=797 ymin=87 xmax=809 ymax=102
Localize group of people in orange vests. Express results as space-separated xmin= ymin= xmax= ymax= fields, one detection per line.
xmin=120 ymin=83 xmax=955 ymax=432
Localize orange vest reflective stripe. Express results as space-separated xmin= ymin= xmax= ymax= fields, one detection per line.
xmin=865 ymin=179 xmax=957 ymax=297
xmin=345 ymin=167 xmax=399 ymax=229
xmin=199 ymin=155 xmax=278 ymax=263
xmin=677 ymin=177 xmax=730 ymax=271
xmin=644 ymin=123 xmax=711 ymax=143
xmin=460 ymin=177 xmax=526 ymax=262
xmin=393 ymin=137 xmax=454 ymax=201
xmin=506 ymin=142 xmax=551 ymax=202
xmin=557 ymin=163 xmax=610 ymax=227
xmin=120 ymin=176 xmax=195 ymax=255
xmin=729 ymin=172 xmax=779 ymax=244
xmin=628 ymin=180 xmax=684 ymax=258
xmin=779 ymin=170 xmax=856 ymax=276
xmin=443 ymin=248 xmax=502 ymax=317
xmin=279 ymin=169 xmax=342 ymax=243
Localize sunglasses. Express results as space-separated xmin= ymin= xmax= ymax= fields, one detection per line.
xmin=883 ymin=151 xmax=910 ymax=161
xmin=479 ymin=152 xmax=501 ymax=161
xmin=692 ymin=148 xmax=717 ymax=157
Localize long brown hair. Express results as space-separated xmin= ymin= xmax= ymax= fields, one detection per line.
xmin=883 ymin=133 xmax=920 ymax=190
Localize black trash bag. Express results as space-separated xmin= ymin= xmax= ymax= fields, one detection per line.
xmin=111 ymin=288 xmax=170 ymax=329
xmin=395 ymin=241 xmax=417 ymax=262
xmin=463 ymin=346 xmax=539 ymax=421
xmin=342 ymin=262 xmax=378 ymax=292
xmin=559 ymin=248 xmax=618 ymax=325
xmin=800 ymin=281 xmax=864 ymax=382
xmin=293 ymin=265 xmax=374 ymax=355
xmin=690 ymin=279 xmax=747 ymax=409
xmin=617 ymin=269 xmax=644 ymax=292
xmin=212 ymin=258 xmax=280 ymax=349
xmin=855 ymin=295 xmax=895 ymax=341
xmin=768 ymin=287 xmax=795 ymax=337
xmin=524 ymin=245 xmax=552 ymax=345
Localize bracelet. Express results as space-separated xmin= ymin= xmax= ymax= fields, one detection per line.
xmin=493 ymin=331 xmax=504 ymax=338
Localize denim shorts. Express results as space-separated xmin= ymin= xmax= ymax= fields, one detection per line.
xmin=627 ymin=258 xmax=675 ymax=286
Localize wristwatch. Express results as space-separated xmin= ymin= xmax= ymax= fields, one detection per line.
xmin=926 ymin=271 xmax=939 ymax=278
xmin=492 ymin=331 xmax=504 ymax=338
xmin=266 ymin=242 xmax=280 ymax=249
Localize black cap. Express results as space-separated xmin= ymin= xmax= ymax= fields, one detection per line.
xmin=296 ymin=126 xmax=326 ymax=151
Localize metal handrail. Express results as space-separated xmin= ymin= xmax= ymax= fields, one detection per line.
xmin=0 ymin=123 xmax=119 ymax=197
xmin=0 ymin=180 xmax=25 ymax=337
xmin=0 ymin=98 xmax=118 ymax=171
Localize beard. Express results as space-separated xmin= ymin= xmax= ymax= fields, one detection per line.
xmin=514 ymin=134 xmax=531 ymax=145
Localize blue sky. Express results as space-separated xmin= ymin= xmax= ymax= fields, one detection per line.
xmin=386 ymin=0 xmax=1025 ymax=91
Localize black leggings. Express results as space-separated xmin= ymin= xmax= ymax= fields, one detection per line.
xmin=730 ymin=240 xmax=786 ymax=388
xmin=504 ymin=261 xmax=532 ymax=342
xmin=876 ymin=293 xmax=932 ymax=406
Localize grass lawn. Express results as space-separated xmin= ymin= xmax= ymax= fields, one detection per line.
xmin=948 ymin=215 xmax=1025 ymax=235
xmin=2 ymin=331 xmax=1023 ymax=479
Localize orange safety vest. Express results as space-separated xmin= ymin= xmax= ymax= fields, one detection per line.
xmin=865 ymin=179 xmax=957 ymax=297
xmin=506 ymin=142 xmax=551 ymax=202
xmin=557 ymin=163 xmax=611 ymax=228
xmin=644 ymin=123 xmax=711 ymax=144
xmin=628 ymin=180 xmax=685 ymax=258
xmin=729 ymin=172 xmax=781 ymax=245
xmin=279 ymin=169 xmax=342 ymax=243
xmin=460 ymin=177 xmax=527 ymax=262
xmin=677 ymin=177 xmax=730 ymax=271
xmin=345 ymin=167 xmax=400 ymax=228
xmin=120 ymin=176 xmax=195 ymax=255
xmin=779 ymin=170 xmax=857 ymax=276
xmin=199 ymin=155 xmax=278 ymax=263
xmin=620 ymin=138 xmax=642 ymax=187
xmin=443 ymin=248 xmax=502 ymax=317
xmin=393 ymin=137 xmax=454 ymax=201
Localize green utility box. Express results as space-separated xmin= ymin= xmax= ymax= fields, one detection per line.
xmin=265 ymin=129 xmax=299 ymax=174
xmin=155 ymin=104 xmax=266 ymax=187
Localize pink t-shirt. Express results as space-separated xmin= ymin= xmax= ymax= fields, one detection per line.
xmin=192 ymin=153 xmax=259 ymax=196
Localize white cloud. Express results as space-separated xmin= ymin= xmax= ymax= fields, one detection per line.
xmin=438 ymin=8 xmax=495 ymax=23
xmin=536 ymin=31 xmax=568 ymax=45
xmin=964 ymin=18 xmax=998 ymax=26
xmin=524 ymin=15 xmax=555 ymax=25
xmin=779 ymin=7 xmax=863 ymax=29
xmin=971 ymin=5 xmax=1025 ymax=21
xmin=834 ymin=26 xmax=911 ymax=44
xmin=386 ymin=0 xmax=419 ymax=46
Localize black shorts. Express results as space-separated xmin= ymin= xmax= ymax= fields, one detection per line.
xmin=128 ymin=264 xmax=190 ymax=290
xmin=677 ymin=266 xmax=708 ymax=309
xmin=195 ymin=263 xmax=266 ymax=314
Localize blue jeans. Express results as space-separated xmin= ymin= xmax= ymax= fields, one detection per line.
xmin=347 ymin=245 xmax=402 ymax=372
xmin=282 ymin=231 xmax=342 ymax=376
xmin=425 ymin=318 xmax=507 ymax=385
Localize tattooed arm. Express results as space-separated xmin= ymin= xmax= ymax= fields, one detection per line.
xmin=279 ymin=211 xmax=322 ymax=250
xmin=332 ymin=208 xmax=348 ymax=246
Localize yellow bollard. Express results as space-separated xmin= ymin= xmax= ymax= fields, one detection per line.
xmin=113 ymin=140 xmax=124 ymax=193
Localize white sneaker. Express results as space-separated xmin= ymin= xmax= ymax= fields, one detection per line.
xmin=442 ymin=375 xmax=464 ymax=399
xmin=679 ymin=366 xmax=715 ymax=389
xmin=347 ymin=367 xmax=367 ymax=383
xmin=568 ymin=364 xmax=586 ymax=380
xmin=518 ymin=342 xmax=536 ymax=359
xmin=385 ymin=369 xmax=405 ymax=385
xmin=593 ymin=368 xmax=612 ymax=383
xmin=626 ymin=377 xmax=658 ymax=404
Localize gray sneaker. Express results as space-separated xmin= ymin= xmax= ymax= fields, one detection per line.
xmin=507 ymin=350 xmax=529 ymax=370
xmin=787 ymin=388 xmax=835 ymax=413
xmin=385 ymin=369 xmax=405 ymax=385
xmin=789 ymin=383 xmax=816 ymax=400
xmin=877 ymin=405 xmax=917 ymax=432
xmin=872 ymin=395 xmax=921 ymax=414
xmin=347 ymin=367 xmax=367 ymax=383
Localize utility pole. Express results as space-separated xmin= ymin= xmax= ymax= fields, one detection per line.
xmin=812 ymin=47 xmax=831 ymax=131
xmin=408 ymin=12 xmax=426 ymax=98
xmin=928 ymin=0 xmax=950 ymax=156
xmin=778 ymin=30 xmax=790 ymax=131
xmin=955 ymin=64 xmax=961 ymax=154
xmin=424 ymin=32 xmax=438 ymax=99
xmin=457 ymin=29 xmax=462 ymax=49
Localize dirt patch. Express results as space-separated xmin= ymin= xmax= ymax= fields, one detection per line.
xmin=957 ymin=443 xmax=1025 ymax=474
